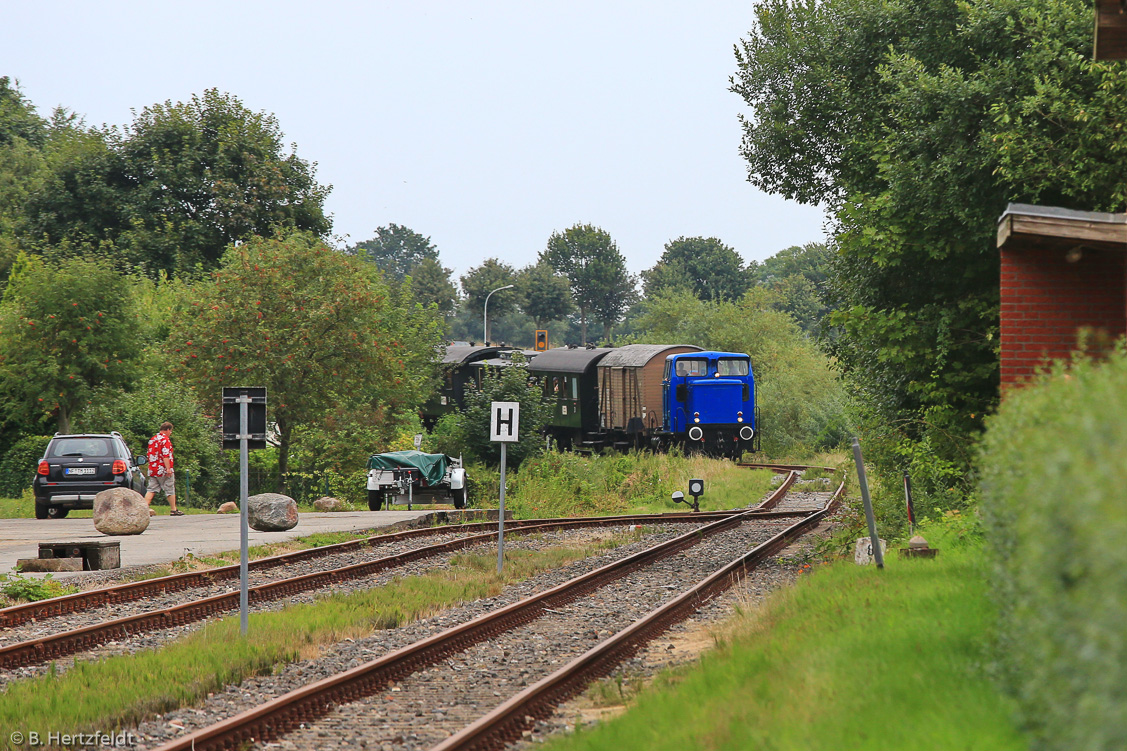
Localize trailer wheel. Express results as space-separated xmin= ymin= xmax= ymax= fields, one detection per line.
xmin=367 ymin=489 xmax=383 ymax=511
xmin=452 ymin=486 xmax=466 ymax=510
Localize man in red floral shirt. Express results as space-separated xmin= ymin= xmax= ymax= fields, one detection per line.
xmin=144 ymin=421 xmax=182 ymax=515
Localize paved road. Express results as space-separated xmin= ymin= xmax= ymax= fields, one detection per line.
xmin=0 ymin=511 xmax=438 ymax=577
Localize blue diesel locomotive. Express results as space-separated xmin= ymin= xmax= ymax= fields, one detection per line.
xmin=658 ymin=350 xmax=758 ymax=456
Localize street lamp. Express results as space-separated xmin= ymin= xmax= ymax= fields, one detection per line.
xmin=483 ymin=284 xmax=514 ymax=344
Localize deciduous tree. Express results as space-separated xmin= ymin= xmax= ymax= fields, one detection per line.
xmin=732 ymin=0 xmax=1115 ymax=500
xmin=516 ymin=261 xmax=573 ymax=329
xmin=643 ymin=237 xmax=752 ymax=302
xmin=351 ymin=224 xmax=440 ymax=281
xmin=170 ymin=231 xmax=444 ymax=490
xmin=540 ymin=224 xmax=636 ymax=343
xmin=24 ymin=89 xmax=330 ymax=274
xmin=408 ymin=257 xmax=458 ymax=316
xmin=460 ymin=259 xmax=518 ymax=343
xmin=0 ymin=253 xmax=140 ymax=433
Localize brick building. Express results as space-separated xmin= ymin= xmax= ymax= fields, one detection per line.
xmin=996 ymin=204 xmax=1127 ymax=387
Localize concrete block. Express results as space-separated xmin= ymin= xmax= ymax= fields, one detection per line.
xmin=17 ymin=557 xmax=83 ymax=572
xmin=38 ymin=540 xmax=121 ymax=570
xmin=854 ymin=537 xmax=888 ymax=565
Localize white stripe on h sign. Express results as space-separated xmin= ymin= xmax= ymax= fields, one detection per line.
xmin=490 ymin=401 xmax=520 ymax=442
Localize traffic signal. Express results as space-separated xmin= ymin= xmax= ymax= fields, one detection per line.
xmin=534 ymin=330 xmax=549 ymax=351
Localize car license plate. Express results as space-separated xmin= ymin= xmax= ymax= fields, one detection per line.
xmin=64 ymin=467 xmax=96 ymax=476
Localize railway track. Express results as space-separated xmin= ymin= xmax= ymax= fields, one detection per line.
xmin=0 ymin=473 xmax=808 ymax=674
xmin=1 ymin=462 xmax=810 ymax=634
xmin=135 ymin=470 xmax=842 ymax=751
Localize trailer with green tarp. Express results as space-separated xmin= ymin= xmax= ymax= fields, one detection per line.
xmin=365 ymin=450 xmax=467 ymax=510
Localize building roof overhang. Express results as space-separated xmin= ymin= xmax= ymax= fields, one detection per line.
xmin=997 ymin=203 xmax=1127 ymax=254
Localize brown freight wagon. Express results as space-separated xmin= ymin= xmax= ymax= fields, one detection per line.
xmin=595 ymin=344 xmax=701 ymax=448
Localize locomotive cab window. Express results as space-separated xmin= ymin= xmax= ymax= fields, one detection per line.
xmin=675 ymin=358 xmax=709 ymax=377
xmin=717 ymin=359 xmax=749 ymax=376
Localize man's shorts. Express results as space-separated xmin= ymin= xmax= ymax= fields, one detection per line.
xmin=146 ymin=472 xmax=175 ymax=496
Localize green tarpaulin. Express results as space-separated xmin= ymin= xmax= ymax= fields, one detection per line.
xmin=365 ymin=450 xmax=450 ymax=487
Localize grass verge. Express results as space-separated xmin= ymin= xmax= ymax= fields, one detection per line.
xmin=545 ymin=526 xmax=1027 ymax=751
xmin=478 ymin=450 xmax=776 ymax=518
xmin=0 ymin=533 xmax=634 ymax=742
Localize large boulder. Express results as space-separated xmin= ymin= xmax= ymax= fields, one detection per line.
xmin=93 ymin=487 xmax=150 ymax=535
xmin=247 ymin=493 xmax=299 ymax=531
xmin=313 ymin=496 xmax=345 ymax=512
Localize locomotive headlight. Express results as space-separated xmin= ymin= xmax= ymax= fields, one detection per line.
xmin=737 ymin=417 xmax=743 ymax=423
xmin=694 ymin=417 xmax=700 ymax=423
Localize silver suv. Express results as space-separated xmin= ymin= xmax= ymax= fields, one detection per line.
xmin=32 ymin=432 xmax=147 ymax=519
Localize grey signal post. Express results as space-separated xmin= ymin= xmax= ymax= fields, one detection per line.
xmin=851 ymin=436 xmax=884 ymax=569
xmin=222 ymin=387 xmax=268 ymax=635
xmin=490 ymin=401 xmax=520 ymax=573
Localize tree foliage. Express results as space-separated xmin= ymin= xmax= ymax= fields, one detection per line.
xmin=0 ymin=253 xmax=140 ymax=433
xmin=351 ymin=224 xmax=440 ymax=282
xmin=21 ymin=89 xmax=330 ymax=275
xmin=170 ymin=231 xmax=444 ymax=489
xmin=460 ymin=258 xmax=518 ymax=342
xmin=408 ymin=257 xmax=458 ymax=316
xmin=732 ymin=0 xmax=1113 ymax=452
xmin=516 ymin=261 xmax=573 ymax=329
xmin=0 ymin=77 xmax=47 ymax=149
xmin=642 ymin=236 xmax=752 ymax=302
xmin=755 ymin=242 xmax=833 ymax=337
xmin=541 ymin=224 xmax=636 ymax=343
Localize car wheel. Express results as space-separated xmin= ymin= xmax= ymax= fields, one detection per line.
xmin=34 ymin=503 xmax=49 ymax=520
xmin=46 ymin=505 xmax=69 ymax=519
xmin=367 ymin=489 xmax=383 ymax=511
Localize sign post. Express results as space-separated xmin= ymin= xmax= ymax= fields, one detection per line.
xmin=222 ymin=387 xmax=267 ymax=635
xmin=490 ymin=401 xmax=520 ymax=573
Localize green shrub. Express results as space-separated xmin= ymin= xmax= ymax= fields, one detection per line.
xmin=1 ymin=572 xmax=77 ymax=602
xmin=428 ymin=354 xmax=551 ymax=469
xmin=978 ymin=352 xmax=1127 ymax=750
xmin=0 ymin=435 xmax=49 ymax=498
xmin=75 ymin=376 xmax=227 ymax=505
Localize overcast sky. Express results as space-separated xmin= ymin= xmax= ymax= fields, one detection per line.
xmin=3 ymin=1 xmax=826 ymax=280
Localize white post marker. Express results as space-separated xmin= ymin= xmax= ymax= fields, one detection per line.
xmin=490 ymin=401 xmax=520 ymax=573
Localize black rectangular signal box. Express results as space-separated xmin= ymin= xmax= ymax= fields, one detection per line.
xmin=221 ymin=386 xmax=268 ymax=450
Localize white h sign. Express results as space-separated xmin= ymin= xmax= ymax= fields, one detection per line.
xmin=490 ymin=401 xmax=520 ymax=442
